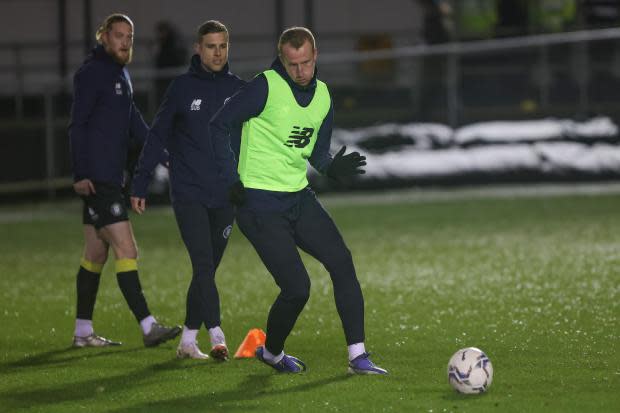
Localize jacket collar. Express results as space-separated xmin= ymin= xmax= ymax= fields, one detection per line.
xmin=90 ymin=44 xmax=124 ymax=69
xmin=188 ymin=54 xmax=231 ymax=79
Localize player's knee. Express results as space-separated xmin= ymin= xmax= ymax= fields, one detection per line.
xmin=325 ymin=247 xmax=354 ymax=273
xmin=282 ymin=283 xmax=311 ymax=306
xmin=117 ymin=242 xmax=138 ymax=260
xmin=84 ymin=246 xmax=108 ymax=264
xmin=190 ymin=256 xmax=215 ymax=276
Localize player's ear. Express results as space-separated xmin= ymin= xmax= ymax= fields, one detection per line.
xmin=193 ymin=42 xmax=201 ymax=54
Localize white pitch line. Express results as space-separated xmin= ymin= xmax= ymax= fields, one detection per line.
xmin=320 ymin=182 xmax=620 ymax=207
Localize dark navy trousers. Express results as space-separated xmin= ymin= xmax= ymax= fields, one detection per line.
xmin=173 ymin=202 xmax=234 ymax=330
xmin=236 ymin=188 xmax=365 ymax=354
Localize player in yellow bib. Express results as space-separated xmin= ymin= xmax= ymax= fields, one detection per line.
xmin=210 ymin=27 xmax=387 ymax=374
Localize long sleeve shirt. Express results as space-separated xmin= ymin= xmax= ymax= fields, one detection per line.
xmin=132 ymin=55 xmax=245 ymax=206
xmin=69 ymin=44 xmax=149 ymax=187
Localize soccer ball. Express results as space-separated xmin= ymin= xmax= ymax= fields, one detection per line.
xmin=447 ymin=347 xmax=493 ymax=394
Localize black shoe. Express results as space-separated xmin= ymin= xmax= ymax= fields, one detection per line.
xmin=143 ymin=323 xmax=182 ymax=347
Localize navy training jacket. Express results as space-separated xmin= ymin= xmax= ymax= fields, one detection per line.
xmin=69 ymin=44 xmax=149 ymax=187
xmin=132 ymin=55 xmax=245 ymax=206
xmin=209 ymin=57 xmax=335 ymax=212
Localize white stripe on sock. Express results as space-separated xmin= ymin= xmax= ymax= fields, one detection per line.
xmin=262 ymin=347 xmax=284 ymax=364
xmin=208 ymin=326 xmax=226 ymax=347
xmin=348 ymin=342 xmax=366 ymax=361
xmin=181 ymin=326 xmax=199 ymax=346
xmin=75 ymin=319 xmax=93 ymax=337
xmin=140 ymin=315 xmax=157 ymax=335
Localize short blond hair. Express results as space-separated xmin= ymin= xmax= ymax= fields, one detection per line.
xmin=96 ymin=13 xmax=134 ymax=43
xmin=278 ymin=27 xmax=316 ymax=55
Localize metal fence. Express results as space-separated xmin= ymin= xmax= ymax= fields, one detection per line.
xmin=2 ymin=28 xmax=620 ymax=198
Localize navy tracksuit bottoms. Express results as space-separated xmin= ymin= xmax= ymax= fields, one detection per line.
xmin=236 ymin=189 xmax=365 ymax=355
xmin=173 ymin=202 xmax=234 ymax=330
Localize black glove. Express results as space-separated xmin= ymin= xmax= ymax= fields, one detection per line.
xmin=228 ymin=180 xmax=246 ymax=207
xmin=326 ymin=146 xmax=366 ymax=178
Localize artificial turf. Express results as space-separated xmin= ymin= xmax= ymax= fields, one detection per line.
xmin=0 ymin=187 xmax=618 ymax=412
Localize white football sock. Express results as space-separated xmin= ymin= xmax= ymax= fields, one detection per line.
xmin=140 ymin=315 xmax=157 ymax=335
xmin=208 ymin=326 xmax=226 ymax=347
xmin=262 ymin=347 xmax=284 ymax=364
xmin=181 ymin=326 xmax=199 ymax=346
xmin=348 ymin=342 xmax=366 ymax=361
xmin=75 ymin=319 xmax=94 ymax=337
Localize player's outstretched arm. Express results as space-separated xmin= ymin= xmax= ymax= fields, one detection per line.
xmin=327 ymin=146 xmax=367 ymax=178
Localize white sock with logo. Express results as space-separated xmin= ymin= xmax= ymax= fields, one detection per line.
xmin=348 ymin=342 xmax=366 ymax=361
xmin=208 ymin=326 xmax=226 ymax=347
xmin=181 ymin=326 xmax=199 ymax=346
xmin=262 ymin=347 xmax=284 ymax=364
xmin=140 ymin=315 xmax=157 ymax=335
xmin=75 ymin=319 xmax=94 ymax=337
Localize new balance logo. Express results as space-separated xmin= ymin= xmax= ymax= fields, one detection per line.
xmin=190 ymin=99 xmax=202 ymax=111
xmin=115 ymin=82 xmax=123 ymax=95
xmin=285 ymin=126 xmax=314 ymax=148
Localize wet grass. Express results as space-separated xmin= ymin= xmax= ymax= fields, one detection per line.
xmin=0 ymin=191 xmax=618 ymax=412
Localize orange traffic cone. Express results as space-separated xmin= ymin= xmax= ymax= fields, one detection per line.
xmin=234 ymin=328 xmax=266 ymax=359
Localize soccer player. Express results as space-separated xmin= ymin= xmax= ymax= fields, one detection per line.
xmin=209 ymin=27 xmax=387 ymax=374
xmin=131 ymin=20 xmax=245 ymax=360
xmin=68 ymin=13 xmax=181 ymax=348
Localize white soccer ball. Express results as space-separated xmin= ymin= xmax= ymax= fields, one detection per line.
xmin=447 ymin=347 xmax=493 ymax=394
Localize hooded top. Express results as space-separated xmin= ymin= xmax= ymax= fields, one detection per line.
xmin=209 ymin=57 xmax=335 ymax=212
xmin=69 ymin=44 xmax=149 ymax=187
xmin=132 ymin=54 xmax=245 ymax=206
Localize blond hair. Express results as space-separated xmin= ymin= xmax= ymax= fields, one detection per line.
xmin=278 ymin=27 xmax=316 ymax=55
xmin=96 ymin=13 xmax=134 ymax=43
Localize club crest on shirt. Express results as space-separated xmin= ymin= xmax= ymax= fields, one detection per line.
xmin=115 ymin=82 xmax=123 ymax=95
xmin=110 ymin=202 xmax=123 ymax=217
xmin=222 ymin=225 xmax=233 ymax=239
xmin=190 ymin=99 xmax=202 ymax=111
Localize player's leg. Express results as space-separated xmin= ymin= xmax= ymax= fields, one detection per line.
xmin=235 ymin=209 xmax=309 ymax=373
xmin=92 ymin=182 xmax=180 ymax=347
xmin=205 ymin=205 xmax=235 ymax=360
xmin=294 ymin=189 xmax=387 ymax=374
xmin=98 ymin=220 xmax=180 ymax=346
xmin=172 ymin=202 xmax=222 ymax=360
xmin=72 ymin=222 xmax=121 ymax=347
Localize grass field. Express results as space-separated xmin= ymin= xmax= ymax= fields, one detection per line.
xmin=0 ymin=186 xmax=618 ymax=412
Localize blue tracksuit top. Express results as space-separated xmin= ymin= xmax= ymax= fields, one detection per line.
xmin=69 ymin=44 xmax=149 ymax=187
xmin=132 ymin=55 xmax=245 ymax=206
xmin=210 ymin=58 xmax=334 ymax=212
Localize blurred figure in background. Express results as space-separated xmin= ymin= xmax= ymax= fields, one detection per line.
xmin=419 ymin=0 xmax=454 ymax=44
xmin=131 ymin=20 xmax=245 ymax=361
xmin=154 ymin=21 xmax=187 ymax=104
xmin=528 ymin=0 xmax=577 ymax=33
xmin=418 ymin=0 xmax=454 ymax=120
xmin=68 ymin=13 xmax=181 ymax=348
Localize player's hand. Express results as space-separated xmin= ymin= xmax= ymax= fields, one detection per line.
xmin=327 ymin=146 xmax=366 ymax=178
xmin=228 ymin=181 xmax=246 ymax=207
xmin=73 ymin=179 xmax=96 ymax=196
xmin=131 ymin=197 xmax=146 ymax=214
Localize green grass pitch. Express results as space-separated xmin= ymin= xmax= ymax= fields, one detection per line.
xmin=0 ymin=188 xmax=618 ymax=412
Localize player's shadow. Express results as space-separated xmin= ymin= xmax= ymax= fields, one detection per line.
xmin=0 ymin=346 xmax=143 ymax=371
xmin=0 ymin=355 xmax=192 ymax=410
xmin=109 ymin=373 xmax=353 ymax=413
